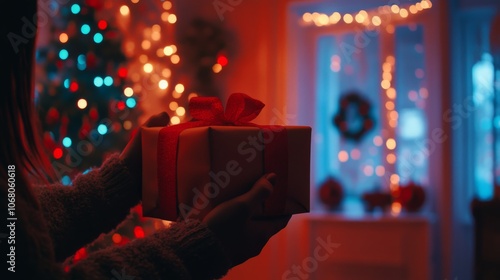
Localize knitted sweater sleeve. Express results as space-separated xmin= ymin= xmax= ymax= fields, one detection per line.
xmin=35 ymin=153 xmax=142 ymax=262
xmin=65 ymin=220 xmax=232 ymax=280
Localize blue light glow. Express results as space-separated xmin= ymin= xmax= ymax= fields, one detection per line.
xmin=104 ymin=76 xmax=113 ymax=86
xmin=71 ymin=4 xmax=81 ymax=14
xmin=61 ymin=175 xmax=72 ymax=186
xmin=63 ymin=79 xmax=70 ymax=89
xmin=398 ymin=109 xmax=426 ymax=140
xmin=83 ymin=168 xmax=92 ymax=175
xmin=77 ymin=54 xmax=86 ymax=64
xmin=81 ymin=24 xmax=90 ymax=35
xmin=62 ymin=137 xmax=72 ymax=147
xmin=97 ymin=124 xmax=108 ymax=135
xmin=59 ymin=49 xmax=69 ymax=60
xmin=94 ymin=77 xmax=104 ymax=87
xmin=126 ymin=98 xmax=136 ymax=108
xmin=93 ymin=33 xmax=103 ymax=43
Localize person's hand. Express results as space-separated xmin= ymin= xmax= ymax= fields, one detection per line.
xmin=202 ymin=173 xmax=291 ymax=267
xmin=120 ymin=112 xmax=170 ymax=186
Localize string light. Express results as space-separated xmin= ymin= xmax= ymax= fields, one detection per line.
xmin=301 ymin=0 xmax=433 ymax=27
xmin=77 ymin=99 xmax=87 ymax=109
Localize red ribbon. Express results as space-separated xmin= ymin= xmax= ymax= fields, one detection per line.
xmin=154 ymin=93 xmax=288 ymax=220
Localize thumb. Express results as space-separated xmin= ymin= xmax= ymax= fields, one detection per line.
xmin=239 ymin=173 xmax=276 ymax=216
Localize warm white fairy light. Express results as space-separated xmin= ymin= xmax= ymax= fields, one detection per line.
xmin=301 ymin=0 xmax=433 ymax=27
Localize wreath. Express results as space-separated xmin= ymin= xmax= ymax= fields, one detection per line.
xmin=333 ymin=91 xmax=375 ymax=141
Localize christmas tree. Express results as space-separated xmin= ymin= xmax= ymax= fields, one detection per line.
xmin=36 ymin=0 xmax=140 ymax=184
xmin=35 ymin=0 xmax=157 ymax=265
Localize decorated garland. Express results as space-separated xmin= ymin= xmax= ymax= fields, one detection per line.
xmin=333 ymin=91 xmax=375 ymax=141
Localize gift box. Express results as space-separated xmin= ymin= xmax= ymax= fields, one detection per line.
xmin=141 ymin=93 xmax=311 ymax=221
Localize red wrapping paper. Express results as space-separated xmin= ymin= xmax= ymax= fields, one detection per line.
xmin=141 ymin=93 xmax=311 ymax=221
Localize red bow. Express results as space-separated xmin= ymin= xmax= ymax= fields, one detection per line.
xmin=189 ymin=93 xmax=265 ymax=125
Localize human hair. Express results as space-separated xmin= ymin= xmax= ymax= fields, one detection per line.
xmin=1 ymin=0 xmax=56 ymax=203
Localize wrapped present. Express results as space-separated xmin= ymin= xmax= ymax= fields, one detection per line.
xmin=141 ymin=93 xmax=311 ymax=221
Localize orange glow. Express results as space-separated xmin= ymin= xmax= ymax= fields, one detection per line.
xmin=329 ymin=12 xmax=341 ymax=24
xmin=391 ymin=202 xmax=402 ymax=215
xmin=381 ymin=80 xmax=391 ymax=90
xmin=389 ymin=111 xmax=399 ymax=120
xmin=390 ymin=174 xmax=400 ymax=184
xmin=386 ymin=153 xmax=397 ymax=164
xmin=343 ymin=14 xmax=353 ymax=24
xmin=120 ymin=5 xmax=130 ymax=16
xmin=175 ymin=84 xmax=185 ymax=93
xmin=391 ymin=5 xmax=400 ymax=13
xmin=303 ymin=13 xmax=313 ymax=23
xmin=385 ymin=101 xmax=395 ymax=110
xmin=171 ymin=116 xmax=180 ymax=124
xmin=338 ymin=150 xmax=349 ymax=162
xmin=59 ymin=33 xmax=68 ymax=43
xmin=169 ymin=102 xmax=178 ymax=111
xmin=167 ymin=14 xmax=177 ymax=24
xmin=386 ymin=88 xmax=397 ymax=99
xmin=400 ymin=8 xmax=409 ymax=18
xmin=171 ymin=55 xmax=180 ymax=64
xmin=212 ymin=63 xmax=222 ymax=73
xmin=386 ymin=138 xmax=397 ymax=150
xmin=162 ymin=1 xmax=172 ymax=10
xmin=176 ymin=107 xmax=186 ymax=116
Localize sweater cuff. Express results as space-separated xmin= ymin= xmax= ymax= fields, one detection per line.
xmin=92 ymin=153 xmax=141 ymax=207
xmin=156 ymin=220 xmax=231 ymax=280
xmin=74 ymin=153 xmax=141 ymax=211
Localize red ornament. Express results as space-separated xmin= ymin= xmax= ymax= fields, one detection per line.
xmin=46 ymin=107 xmax=60 ymax=124
xmin=85 ymin=0 xmax=104 ymax=10
xmin=97 ymin=20 xmax=107 ymax=30
xmin=398 ymin=182 xmax=426 ymax=212
xmin=53 ymin=148 xmax=63 ymax=159
xmin=117 ymin=67 xmax=128 ymax=79
xmin=318 ymin=177 xmax=344 ymax=210
xmin=69 ymin=81 xmax=79 ymax=92
xmin=217 ymin=55 xmax=228 ymax=66
xmin=89 ymin=107 xmax=99 ymax=121
xmin=117 ymin=101 xmax=126 ymax=111
xmin=86 ymin=52 xmax=97 ymax=68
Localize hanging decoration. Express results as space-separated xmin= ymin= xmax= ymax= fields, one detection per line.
xmin=300 ymin=0 xmax=433 ymax=28
xmin=318 ymin=177 xmax=344 ymax=210
xmin=397 ymin=181 xmax=426 ymax=212
xmin=333 ymin=91 xmax=375 ymax=142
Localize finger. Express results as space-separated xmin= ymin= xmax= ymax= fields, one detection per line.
xmin=145 ymin=111 xmax=170 ymax=127
xmin=238 ymin=173 xmax=276 ymax=216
